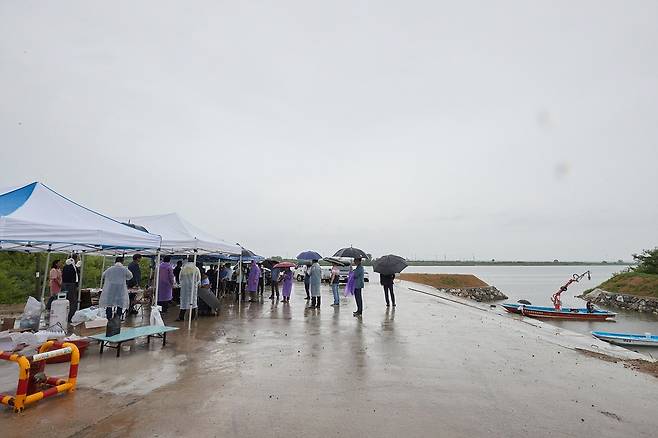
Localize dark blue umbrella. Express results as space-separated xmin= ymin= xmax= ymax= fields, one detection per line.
xmin=297 ymin=250 xmax=322 ymax=260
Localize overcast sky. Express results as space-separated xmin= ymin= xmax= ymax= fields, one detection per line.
xmin=1 ymin=1 xmax=657 ymax=261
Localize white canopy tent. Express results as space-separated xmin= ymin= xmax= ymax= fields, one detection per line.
xmin=0 ymin=182 xmax=162 ymax=306
xmin=118 ymin=213 xmax=241 ymax=329
xmin=117 ymin=213 xmax=241 ymax=256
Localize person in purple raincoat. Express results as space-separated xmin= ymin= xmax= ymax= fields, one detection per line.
xmin=281 ymin=268 xmax=293 ymax=303
xmin=247 ymin=261 xmax=261 ymax=302
xmin=157 ymin=255 xmax=176 ymax=313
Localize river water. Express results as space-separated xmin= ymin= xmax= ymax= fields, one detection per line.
xmin=367 ymin=265 xmax=658 ymax=347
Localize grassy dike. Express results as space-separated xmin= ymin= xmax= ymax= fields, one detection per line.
xmin=596 ymin=272 xmax=658 ymax=298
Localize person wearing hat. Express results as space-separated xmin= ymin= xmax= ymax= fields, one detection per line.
xmin=61 ymin=255 xmax=80 ymax=321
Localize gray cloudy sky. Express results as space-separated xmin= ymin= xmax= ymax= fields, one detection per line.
xmin=1 ymin=1 xmax=657 ymax=261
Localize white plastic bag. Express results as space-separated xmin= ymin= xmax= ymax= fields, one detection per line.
xmin=71 ymin=306 xmax=105 ymax=326
xmin=19 ymin=296 xmax=42 ymax=330
xmin=149 ymin=306 xmax=165 ymax=327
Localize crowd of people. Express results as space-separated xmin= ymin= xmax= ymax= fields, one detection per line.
xmin=79 ymin=254 xmax=394 ymax=326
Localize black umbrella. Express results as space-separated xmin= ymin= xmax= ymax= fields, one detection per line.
xmin=262 ymin=259 xmax=280 ymax=269
xmin=333 ymin=246 xmax=369 ymax=260
xmin=373 ymin=254 xmax=408 ymax=275
xmin=324 ymin=256 xmax=352 ymax=267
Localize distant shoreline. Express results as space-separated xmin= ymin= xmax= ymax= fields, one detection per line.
xmin=371 ymin=260 xmax=633 ymax=267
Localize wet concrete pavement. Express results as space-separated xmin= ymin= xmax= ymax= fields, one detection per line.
xmin=1 ymin=281 xmax=657 ymax=437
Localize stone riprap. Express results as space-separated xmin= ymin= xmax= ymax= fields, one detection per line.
xmin=580 ymin=288 xmax=658 ymax=315
xmin=433 ymin=286 xmax=508 ymax=302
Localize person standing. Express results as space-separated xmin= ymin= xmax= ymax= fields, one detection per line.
xmin=330 ymin=263 xmax=340 ymax=306
xmin=246 ymin=261 xmax=261 ymax=302
xmin=380 ymin=273 xmax=396 ymax=307
xmin=269 ymin=267 xmax=280 ymax=300
xmin=126 ymin=254 xmax=142 ymax=315
xmin=177 ymin=255 xmax=201 ymax=321
xmin=158 ymin=255 xmax=175 ymax=313
xmin=309 ymin=259 xmax=322 ymax=308
xmin=207 ymin=265 xmax=218 ymax=292
xmin=47 ymin=260 xmax=62 ymax=310
xmin=353 ymin=257 xmax=365 ymax=316
xmin=220 ymin=263 xmax=231 ymax=295
xmin=281 ymin=268 xmax=293 ymax=303
xmin=61 ymin=256 xmax=79 ymax=321
xmin=173 ymin=260 xmax=183 ymax=284
xmin=257 ymin=262 xmax=265 ymax=296
xmin=99 ymin=257 xmax=132 ymax=320
xmin=303 ymin=264 xmax=311 ymax=300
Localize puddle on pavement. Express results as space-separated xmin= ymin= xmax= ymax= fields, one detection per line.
xmin=77 ymin=352 xmax=187 ymax=396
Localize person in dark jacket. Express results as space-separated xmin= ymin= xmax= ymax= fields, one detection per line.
xmin=126 ymin=254 xmax=142 ymax=315
xmin=353 ymin=257 xmax=365 ymax=316
xmin=380 ymin=273 xmax=396 ymax=307
xmin=303 ymin=265 xmax=311 ymax=300
xmin=61 ymin=255 xmax=80 ymax=321
xmin=173 ymin=260 xmax=183 ymax=284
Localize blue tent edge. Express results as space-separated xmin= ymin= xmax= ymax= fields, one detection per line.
xmin=0 ymin=182 xmax=37 ymax=216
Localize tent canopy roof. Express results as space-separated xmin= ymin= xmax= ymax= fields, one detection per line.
xmin=118 ymin=213 xmax=241 ymax=255
xmin=0 ymin=182 xmax=162 ymax=252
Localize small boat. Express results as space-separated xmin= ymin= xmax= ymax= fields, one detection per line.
xmin=502 ymin=303 xmax=616 ymax=320
xmin=592 ymin=331 xmax=658 ymax=347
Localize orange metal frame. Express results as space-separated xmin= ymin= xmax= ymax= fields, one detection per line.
xmin=0 ymin=341 xmax=79 ymax=413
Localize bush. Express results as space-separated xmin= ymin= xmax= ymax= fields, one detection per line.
xmin=632 ymin=248 xmax=658 ymax=275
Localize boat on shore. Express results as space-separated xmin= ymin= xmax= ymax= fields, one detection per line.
xmin=591 ymin=331 xmax=658 ymax=347
xmin=502 ymin=303 xmax=616 ymax=320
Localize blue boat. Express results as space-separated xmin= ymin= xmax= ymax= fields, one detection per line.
xmin=591 ymin=331 xmax=658 ymax=347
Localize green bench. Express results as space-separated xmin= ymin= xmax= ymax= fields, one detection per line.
xmin=89 ymin=325 xmax=179 ymax=357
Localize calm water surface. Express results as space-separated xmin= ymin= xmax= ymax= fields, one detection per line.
xmin=368 ymin=265 xmax=658 ymax=351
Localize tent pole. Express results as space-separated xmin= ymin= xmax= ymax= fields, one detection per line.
xmin=153 ymin=251 xmax=161 ymax=307
xmin=189 ymin=252 xmax=198 ymax=330
xmin=99 ymin=255 xmax=106 ymax=288
xmin=238 ymin=255 xmax=243 ymax=301
xmin=77 ymin=253 xmax=85 ymax=311
xmin=40 ymin=249 xmax=52 ymax=304
xmin=215 ymin=255 xmax=221 ymax=298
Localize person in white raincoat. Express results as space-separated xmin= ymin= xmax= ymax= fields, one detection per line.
xmin=99 ymin=257 xmax=133 ymax=320
xmin=176 ymin=255 xmax=201 ymax=321
xmin=309 ymin=259 xmax=322 ymax=308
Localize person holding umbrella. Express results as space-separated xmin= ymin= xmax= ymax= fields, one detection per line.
xmin=353 ymin=257 xmax=365 ymax=316
xmin=281 ymin=267 xmax=293 ymax=303
xmin=297 ymin=251 xmax=322 ymax=300
xmin=373 ymin=255 xmax=407 ymax=307
xmin=273 ymin=261 xmax=296 ymax=303
xmin=380 ymin=273 xmax=396 ymax=307
xmin=309 ymin=259 xmax=322 ymax=308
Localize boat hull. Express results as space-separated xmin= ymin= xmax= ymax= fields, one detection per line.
xmin=502 ymin=304 xmax=616 ymax=321
xmin=592 ymin=331 xmax=658 ymax=347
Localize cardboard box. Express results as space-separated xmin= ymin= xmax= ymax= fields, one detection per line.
xmin=85 ymin=318 xmax=108 ymax=329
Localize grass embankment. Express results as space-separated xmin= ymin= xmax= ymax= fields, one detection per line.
xmin=398 ymin=273 xmax=489 ymax=289
xmin=597 ymin=272 xmax=658 ymax=298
